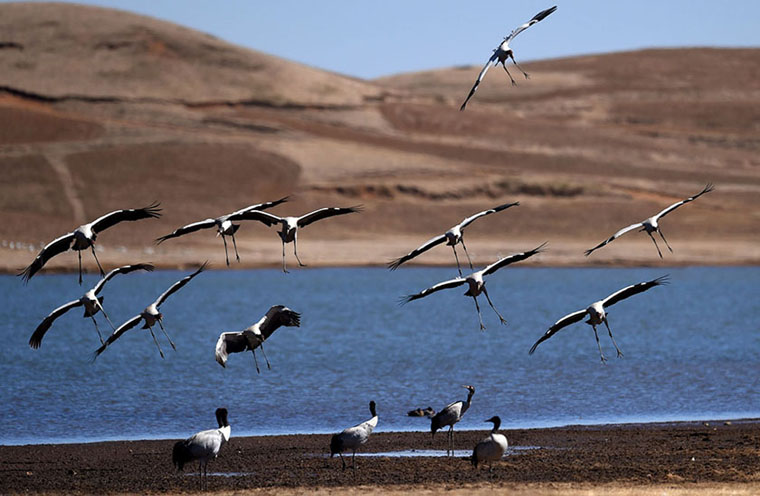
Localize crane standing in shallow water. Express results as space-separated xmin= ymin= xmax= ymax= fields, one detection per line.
xmin=172 ymin=408 xmax=230 ymax=490
xmin=471 ymin=416 xmax=508 ymax=470
xmin=330 ymin=401 xmax=378 ymax=470
xmin=431 ymin=385 xmax=475 ymax=456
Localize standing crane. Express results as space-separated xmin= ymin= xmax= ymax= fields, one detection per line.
xmin=431 ymin=385 xmax=475 ymax=456
xmin=172 ymin=408 xmax=230 ymax=490
xmin=330 ymin=401 xmax=378 ymax=470
xmin=471 ymin=416 xmax=508 ymax=470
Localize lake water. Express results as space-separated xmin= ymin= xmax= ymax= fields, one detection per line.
xmin=1 ymin=266 xmax=758 ymax=445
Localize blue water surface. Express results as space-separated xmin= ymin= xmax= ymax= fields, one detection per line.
xmin=0 ymin=266 xmax=758 ymax=445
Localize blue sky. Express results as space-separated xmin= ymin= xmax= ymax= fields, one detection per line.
xmin=12 ymin=1 xmax=760 ymax=79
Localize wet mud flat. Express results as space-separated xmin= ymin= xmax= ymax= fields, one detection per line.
xmin=1 ymin=420 xmax=758 ymax=494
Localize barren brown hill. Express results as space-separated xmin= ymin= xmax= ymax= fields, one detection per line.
xmin=1 ymin=2 xmax=758 ymax=274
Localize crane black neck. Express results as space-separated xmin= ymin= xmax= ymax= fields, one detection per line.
xmin=215 ymin=408 xmax=229 ymax=428
xmin=369 ymin=401 xmax=377 ymax=418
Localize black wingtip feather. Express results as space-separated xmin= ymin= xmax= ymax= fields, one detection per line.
xmin=533 ymin=5 xmax=557 ymax=22
xmin=387 ymin=257 xmax=404 ymax=271
xmin=143 ymin=201 xmax=162 ymax=218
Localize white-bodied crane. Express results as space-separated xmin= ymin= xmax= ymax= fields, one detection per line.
xmin=19 ymin=203 xmax=161 ymax=284
xmin=585 ymin=184 xmax=714 ymax=258
xmin=93 ymin=263 xmax=207 ymax=359
xmin=215 ymin=305 xmax=301 ymax=373
xmin=330 ymin=401 xmax=378 ymax=470
xmin=239 ymin=206 xmax=362 ymax=272
xmin=172 ymin=407 xmax=230 ymax=490
xmin=460 ymin=5 xmax=558 ymax=111
xmin=29 ymin=263 xmax=154 ymax=349
xmin=471 ymin=415 xmax=508 ymax=470
xmin=401 ymin=243 xmax=545 ymax=330
xmin=529 ymin=276 xmax=669 ymax=362
xmin=389 ymin=202 xmax=520 ymax=275
xmin=156 ymin=197 xmax=288 ymax=266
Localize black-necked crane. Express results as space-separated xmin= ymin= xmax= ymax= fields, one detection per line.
xmin=330 ymin=401 xmax=378 ymax=470
xmin=471 ymin=416 xmax=508 ymax=470
xmin=401 ymin=243 xmax=545 ymax=330
xmin=431 ymin=385 xmax=475 ymax=456
xmin=585 ymin=184 xmax=714 ymax=258
xmin=19 ymin=203 xmax=161 ymax=284
xmin=215 ymin=305 xmax=301 ymax=373
xmin=93 ymin=263 xmax=206 ymax=359
xmin=389 ymin=202 xmax=520 ymax=275
xmin=172 ymin=407 xmax=230 ymax=490
xmin=29 ymin=263 xmax=154 ymax=349
xmin=238 ymin=206 xmax=362 ymax=272
xmin=529 ymin=276 xmax=669 ymax=362
xmin=460 ymin=5 xmax=557 ymax=111
xmin=156 ymin=197 xmax=288 ymax=266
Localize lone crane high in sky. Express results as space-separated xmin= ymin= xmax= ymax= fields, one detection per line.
xmin=460 ymin=5 xmax=557 ymax=110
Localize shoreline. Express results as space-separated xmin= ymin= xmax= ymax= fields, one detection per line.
xmin=4 ymin=416 xmax=759 ymax=448
xmin=2 ymin=418 xmax=758 ymax=494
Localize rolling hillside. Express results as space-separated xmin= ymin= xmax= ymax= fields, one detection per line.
xmin=1 ymin=2 xmax=758 ymax=274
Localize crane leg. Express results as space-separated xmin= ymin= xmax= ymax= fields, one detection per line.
xmin=90 ymin=245 xmax=106 ymax=277
xmin=222 ymin=235 xmax=231 ymax=266
xmin=460 ymin=237 xmax=475 ymax=271
xmin=510 ymin=53 xmax=530 ymax=79
xmin=281 ymin=240 xmax=289 ymax=273
xmin=647 ymin=232 xmax=663 ymax=258
xmin=592 ymin=325 xmax=607 ymax=363
xmin=339 ymin=452 xmax=346 ymax=470
xmin=259 ymin=342 xmax=272 ymax=370
xmin=157 ymin=319 xmax=176 ymax=351
xmin=294 ymin=234 xmax=306 ymax=267
xmin=147 ymin=325 xmax=165 ymax=359
xmin=352 ymin=450 xmax=357 ymax=469
xmin=472 ymin=296 xmax=486 ymax=330
xmin=604 ymin=318 xmax=624 ymax=357
xmin=97 ymin=303 xmax=117 ymax=332
xmin=90 ymin=316 xmax=105 ymax=344
xmin=657 ymin=228 xmax=674 ymax=253
xmin=78 ymin=250 xmax=83 ymax=285
xmin=451 ymin=245 xmax=464 ymax=276
xmin=501 ymin=62 xmax=517 ymax=86
xmin=251 ymin=350 xmax=261 ymax=374
xmin=482 ymin=286 xmax=508 ymax=325
xmin=231 ymin=233 xmax=241 ymax=262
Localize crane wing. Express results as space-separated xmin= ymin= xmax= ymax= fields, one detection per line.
xmin=401 ymin=277 xmax=467 ymax=304
xmin=90 ymin=202 xmax=161 ymax=233
xmin=233 ymin=210 xmax=283 ymax=227
xmin=226 ymin=196 xmax=290 ymax=220
xmin=458 ymin=201 xmax=520 ymax=230
xmin=388 ymin=234 xmax=447 ymax=270
xmin=155 ymin=219 xmax=216 ymax=244
xmin=297 ymin=206 xmax=362 ymax=228
xmin=214 ymin=331 xmax=250 ymax=368
xmin=93 ymin=263 xmax=154 ymax=295
xmin=529 ymin=309 xmax=587 ymax=355
xmin=602 ymin=276 xmax=669 ymax=308
xmin=459 ymin=52 xmax=498 ymax=111
xmin=93 ymin=314 xmax=143 ymax=358
xmin=154 ymin=262 xmax=207 ymax=308
xmin=29 ymin=299 xmax=83 ymax=349
xmin=584 ymin=222 xmax=643 ymax=257
xmin=258 ymin=305 xmax=301 ymax=341
xmin=482 ymin=242 xmax=546 ymax=276
xmin=654 ymin=183 xmax=714 ymax=220
xmin=505 ymin=5 xmax=557 ymax=43
xmin=19 ymin=232 xmax=75 ymax=283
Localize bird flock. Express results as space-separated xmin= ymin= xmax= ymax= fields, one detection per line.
xmin=16 ymin=4 xmax=721 ymax=483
